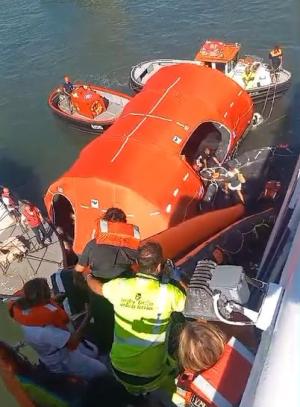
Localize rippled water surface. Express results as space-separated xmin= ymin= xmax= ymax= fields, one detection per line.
xmin=0 ymin=1 xmax=299 ymax=404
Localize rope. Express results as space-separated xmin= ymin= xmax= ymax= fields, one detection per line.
xmin=218 ymin=220 xmax=271 ymax=256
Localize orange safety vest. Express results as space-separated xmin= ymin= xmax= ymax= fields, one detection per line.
xmin=22 ymin=207 xmax=41 ymax=228
xmin=94 ymin=219 xmax=141 ymax=250
xmin=9 ymin=300 xmax=69 ymax=329
xmin=175 ymin=337 xmax=254 ymax=407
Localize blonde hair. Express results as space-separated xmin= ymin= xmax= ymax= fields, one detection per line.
xmin=178 ymin=321 xmax=227 ymax=372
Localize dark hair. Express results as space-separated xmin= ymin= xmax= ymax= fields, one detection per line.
xmin=138 ymin=242 xmax=164 ymax=276
xmin=103 ymin=207 xmax=127 ymax=223
xmin=16 ymin=278 xmax=51 ymax=310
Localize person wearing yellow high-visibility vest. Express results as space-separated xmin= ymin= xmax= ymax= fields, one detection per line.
xmin=85 ymin=241 xmax=186 ymax=397
xmin=242 ymin=65 xmax=255 ymax=89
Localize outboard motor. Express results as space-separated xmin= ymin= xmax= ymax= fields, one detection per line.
xmin=184 ymin=260 xmax=282 ymax=330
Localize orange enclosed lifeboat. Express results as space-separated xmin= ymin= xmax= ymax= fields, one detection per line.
xmin=70 ymin=85 xmax=106 ymax=119
xmin=45 ymin=64 xmax=253 ymax=253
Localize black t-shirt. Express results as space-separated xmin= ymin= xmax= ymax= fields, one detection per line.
xmin=63 ymin=81 xmax=74 ymax=94
xmin=79 ymin=239 xmax=138 ymax=279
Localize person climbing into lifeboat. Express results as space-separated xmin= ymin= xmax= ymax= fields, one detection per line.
xmin=9 ymin=278 xmax=108 ymax=380
xmin=74 ymin=207 xmax=141 ymax=352
xmin=75 ymin=207 xmax=140 ymax=280
xmin=173 ymin=320 xmax=254 ymax=407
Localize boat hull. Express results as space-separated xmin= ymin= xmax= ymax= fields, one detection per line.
xmin=129 ymin=60 xmax=291 ymax=105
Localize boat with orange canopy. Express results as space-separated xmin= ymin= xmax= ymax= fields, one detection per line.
xmin=130 ymin=40 xmax=291 ymax=104
xmin=48 ymin=82 xmax=131 ymax=132
xmin=45 ymin=63 xmax=253 ymax=254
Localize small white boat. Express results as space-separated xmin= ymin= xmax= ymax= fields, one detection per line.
xmin=130 ymin=41 xmax=291 ymax=104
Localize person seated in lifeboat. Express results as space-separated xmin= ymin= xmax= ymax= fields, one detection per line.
xmin=173 ymin=320 xmax=254 ymax=407
xmin=9 ymin=278 xmax=107 ymax=380
xmin=196 ymin=147 xmax=220 ymax=169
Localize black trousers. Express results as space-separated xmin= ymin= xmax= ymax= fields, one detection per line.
xmin=31 ymin=224 xmax=48 ymax=245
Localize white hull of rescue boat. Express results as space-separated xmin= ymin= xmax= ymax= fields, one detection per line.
xmin=129 ymin=59 xmax=202 ymax=92
xmin=130 ymin=58 xmax=291 ymax=104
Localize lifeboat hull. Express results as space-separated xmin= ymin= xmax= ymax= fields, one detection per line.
xmin=48 ymin=83 xmax=131 ymax=133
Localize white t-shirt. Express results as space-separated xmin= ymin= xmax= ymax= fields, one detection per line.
xmin=22 ymin=325 xmax=107 ymax=380
xmin=2 ymin=196 xmax=15 ymax=212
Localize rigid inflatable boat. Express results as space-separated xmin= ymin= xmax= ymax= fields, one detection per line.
xmin=48 ymin=82 xmax=131 ymax=132
xmin=45 ymin=63 xmax=253 ymax=253
xmin=130 ymin=40 xmax=291 ymax=104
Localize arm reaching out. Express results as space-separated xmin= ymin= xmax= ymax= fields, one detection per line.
xmin=86 ymin=273 xmax=104 ymax=296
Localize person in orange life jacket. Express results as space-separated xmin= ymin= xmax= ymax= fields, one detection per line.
xmin=174 ymin=321 xmax=253 ymax=407
xmin=1 ymin=187 xmax=20 ymax=221
xmin=85 ymin=241 xmax=186 ymax=397
xmin=75 ymin=207 xmax=140 ymax=280
xmin=9 ymin=278 xmax=108 ymax=380
xmin=74 ymin=207 xmax=141 ymax=353
xmin=21 ymin=203 xmax=51 ymax=247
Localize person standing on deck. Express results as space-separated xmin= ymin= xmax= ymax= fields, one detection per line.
xmin=242 ymin=65 xmax=255 ymax=88
xmin=63 ymin=76 xmax=74 ymax=95
xmin=1 ymin=187 xmax=20 ymax=222
xmin=85 ymin=241 xmax=186 ymax=398
xmin=269 ymin=44 xmax=283 ymax=81
xmin=21 ymin=203 xmax=52 ymax=247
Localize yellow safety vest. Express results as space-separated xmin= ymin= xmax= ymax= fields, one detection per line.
xmin=102 ymin=273 xmax=186 ymax=378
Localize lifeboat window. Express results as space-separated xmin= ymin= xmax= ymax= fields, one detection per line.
xmin=182 ymin=122 xmax=230 ymax=168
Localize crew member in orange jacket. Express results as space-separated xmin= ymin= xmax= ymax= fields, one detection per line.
xmin=74 ymin=207 xmax=141 ymax=352
xmin=75 ymin=207 xmax=140 ymax=279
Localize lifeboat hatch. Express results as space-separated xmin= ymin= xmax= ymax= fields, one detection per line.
xmin=52 ymin=194 xmax=75 ymax=244
xmin=182 ymin=121 xmax=230 ymax=166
